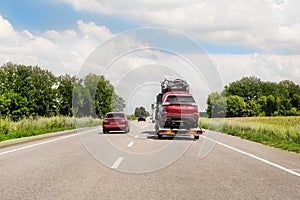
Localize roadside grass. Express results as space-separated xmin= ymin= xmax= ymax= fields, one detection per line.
xmin=0 ymin=117 xmax=101 ymax=142
xmin=200 ymin=116 xmax=300 ymax=153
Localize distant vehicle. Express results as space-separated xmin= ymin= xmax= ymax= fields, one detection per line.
xmin=138 ymin=115 xmax=146 ymax=122
xmin=102 ymin=112 xmax=130 ymax=134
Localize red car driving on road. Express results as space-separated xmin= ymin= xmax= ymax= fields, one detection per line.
xmin=102 ymin=112 xmax=130 ymax=134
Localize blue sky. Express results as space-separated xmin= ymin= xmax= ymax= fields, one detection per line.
xmin=0 ymin=0 xmax=138 ymax=32
xmin=0 ymin=0 xmax=299 ymax=84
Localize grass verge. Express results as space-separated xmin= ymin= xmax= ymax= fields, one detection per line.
xmin=200 ymin=116 xmax=300 ymax=153
xmin=0 ymin=117 xmax=101 ymax=142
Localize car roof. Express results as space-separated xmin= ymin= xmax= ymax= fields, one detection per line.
xmin=106 ymin=112 xmax=125 ymax=114
xmin=162 ymin=91 xmax=191 ymax=102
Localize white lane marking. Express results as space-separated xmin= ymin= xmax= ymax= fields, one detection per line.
xmin=0 ymin=134 xmax=76 ymax=156
xmin=200 ymin=135 xmax=300 ymax=177
xmin=0 ymin=129 xmax=98 ymax=156
xmin=134 ymin=135 xmax=138 ymax=138
xmin=128 ymin=142 xmax=134 ymax=148
xmin=290 ymin=169 xmax=300 ymax=172
xmin=111 ymin=157 xmax=124 ymax=169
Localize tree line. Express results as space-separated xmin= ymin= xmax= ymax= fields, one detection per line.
xmin=134 ymin=106 xmax=150 ymax=117
xmin=206 ymin=76 xmax=300 ymax=118
xmin=0 ymin=63 xmax=125 ymax=121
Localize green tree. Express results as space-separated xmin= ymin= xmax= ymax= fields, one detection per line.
xmin=287 ymin=107 xmax=298 ymax=116
xmin=266 ymin=95 xmax=276 ymax=116
xmin=281 ymin=98 xmax=292 ymax=114
xmin=72 ymin=74 xmax=125 ymax=118
xmin=72 ymin=79 xmax=85 ymax=117
xmin=246 ymin=100 xmax=261 ymax=116
xmin=279 ymin=80 xmax=300 ymax=99
xmin=291 ymin=94 xmax=300 ymax=110
xmin=261 ymin=81 xmax=281 ymax=98
xmin=0 ymin=63 xmax=57 ymax=117
xmin=83 ymin=74 xmax=102 ymax=117
xmin=112 ymin=93 xmax=126 ymax=112
xmin=57 ymin=74 xmax=78 ymax=116
xmin=134 ymin=106 xmax=149 ymax=117
xmin=0 ymin=91 xmax=29 ymax=121
xmin=95 ymin=75 xmax=114 ymax=118
xmin=224 ymin=76 xmax=262 ymax=102
xmin=206 ymin=92 xmax=226 ymax=118
xmin=257 ymin=95 xmax=268 ymax=116
xmin=226 ymin=95 xmax=247 ymax=117
xmin=206 ymin=76 xmax=300 ymax=117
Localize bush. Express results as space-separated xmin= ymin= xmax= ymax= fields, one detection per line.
xmin=0 ymin=119 xmax=11 ymax=135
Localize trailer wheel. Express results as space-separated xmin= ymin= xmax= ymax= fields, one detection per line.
xmin=194 ymin=135 xmax=199 ymax=140
xmin=157 ymin=134 xmax=163 ymax=139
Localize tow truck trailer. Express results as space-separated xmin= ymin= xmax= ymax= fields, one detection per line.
xmin=153 ymin=76 xmax=203 ymax=139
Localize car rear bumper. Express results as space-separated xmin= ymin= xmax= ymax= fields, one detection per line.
xmin=157 ymin=128 xmax=204 ymax=136
xmin=103 ymin=124 xmax=127 ymax=130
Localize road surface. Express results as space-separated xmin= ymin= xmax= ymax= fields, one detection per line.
xmin=0 ymin=120 xmax=299 ymax=199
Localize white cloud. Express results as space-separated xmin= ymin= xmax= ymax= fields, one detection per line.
xmin=0 ymin=15 xmax=16 ymax=40
xmin=77 ymin=20 xmax=113 ymax=41
xmin=55 ymin=0 xmax=113 ymax=14
xmin=0 ymin=15 xmax=115 ymax=75
xmin=0 ymin=11 xmax=299 ymax=95
xmin=44 ymin=29 xmax=78 ymax=40
xmin=57 ymin=0 xmax=300 ymax=53
xmin=210 ymin=53 xmax=300 ymax=85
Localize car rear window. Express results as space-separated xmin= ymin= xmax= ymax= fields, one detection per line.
xmin=166 ymin=95 xmax=195 ymax=103
xmin=105 ymin=113 xmax=125 ymax=118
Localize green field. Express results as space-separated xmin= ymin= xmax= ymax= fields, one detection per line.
xmin=200 ymin=116 xmax=300 ymax=153
xmin=0 ymin=117 xmax=101 ymax=142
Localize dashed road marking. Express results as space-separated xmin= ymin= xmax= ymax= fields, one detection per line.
xmin=128 ymin=142 xmax=134 ymax=147
xmin=111 ymin=157 xmax=124 ymax=169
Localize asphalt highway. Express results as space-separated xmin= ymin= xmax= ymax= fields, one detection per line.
xmin=0 ymin=120 xmax=299 ymax=200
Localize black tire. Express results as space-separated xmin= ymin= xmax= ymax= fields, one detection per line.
xmin=194 ymin=135 xmax=199 ymax=140
xmin=103 ymin=129 xmax=108 ymax=134
xmin=157 ymin=134 xmax=163 ymax=139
